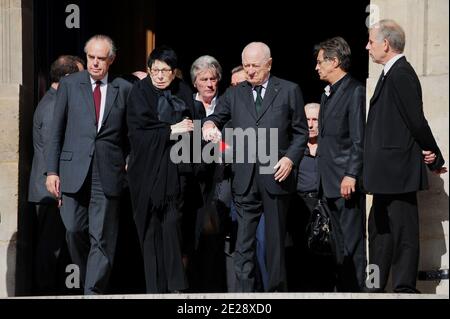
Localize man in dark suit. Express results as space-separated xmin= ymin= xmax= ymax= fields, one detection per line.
xmin=202 ymin=42 xmax=308 ymax=292
xmin=28 ymin=55 xmax=81 ymax=295
xmin=365 ymin=20 xmax=446 ymax=293
xmin=46 ymin=35 xmax=132 ymax=295
xmin=315 ymin=37 xmax=366 ymax=291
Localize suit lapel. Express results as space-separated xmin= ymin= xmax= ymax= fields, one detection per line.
xmin=257 ymin=77 xmax=280 ymax=120
xmin=370 ymin=72 xmax=385 ymax=106
xmin=370 ymin=56 xmax=406 ymax=106
xmin=241 ymin=82 xmax=257 ymax=121
xmin=322 ymin=76 xmax=351 ymax=127
xmin=319 ymin=93 xmax=327 ymax=134
xmin=80 ymin=72 xmax=97 ymax=126
xmin=101 ymin=79 xmax=119 ymax=127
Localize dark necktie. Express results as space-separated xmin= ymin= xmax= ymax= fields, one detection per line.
xmin=254 ymin=85 xmax=263 ymax=114
xmin=93 ymin=80 xmax=102 ymax=125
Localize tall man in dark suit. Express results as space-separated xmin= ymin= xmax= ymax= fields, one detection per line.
xmin=28 ymin=56 xmax=82 ymax=295
xmin=315 ymin=37 xmax=366 ymax=291
xmin=46 ymin=35 xmax=132 ymax=294
xmin=202 ymin=42 xmax=308 ymax=292
xmin=365 ymin=20 xmax=446 ymax=293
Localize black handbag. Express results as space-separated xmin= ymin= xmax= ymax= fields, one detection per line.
xmin=306 ymin=199 xmax=333 ymax=256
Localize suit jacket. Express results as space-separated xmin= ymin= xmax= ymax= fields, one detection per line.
xmin=47 ymin=70 xmax=132 ymax=197
xmin=317 ymin=74 xmax=366 ymax=198
xmin=207 ymin=75 xmax=308 ymax=195
xmin=29 ymin=87 xmax=58 ymax=203
xmin=363 ymin=56 xmax=444 ymax=194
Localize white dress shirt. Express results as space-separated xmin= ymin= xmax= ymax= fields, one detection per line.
xmin=196 ymin=93 xmax=218 ymax=116
xmin=252 ymin=77 xmax=269 ymax=101
xmin=384 ymin=54 xmax=405 ymax=75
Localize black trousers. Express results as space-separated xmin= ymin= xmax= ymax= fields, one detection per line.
xmin=233 ymin=172 xmax=290 ymax=292
xmin=60 ymin=161 xmax=120 ymax=295
xmin=33 ymin=203 xmax=71 ymax=295
xmin=368 ymin=192 xmax=420 ymax=293
xmin=141 ymin=202 xmax=188 ymax=293
xmin=326 ymin=193 xmax=366 ymax=292
xmin=286 ymin=193 xmax=335 ymax=292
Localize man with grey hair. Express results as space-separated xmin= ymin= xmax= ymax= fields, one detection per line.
xmin=202 ymin=42 xmax=308 ymax=292
xmin=191 ymin=55 xmax=222 ymax=116
xmin=46 ymin=35 xmax=132 ymax=294
xmin=28 ymin=55 xmax=82 ymax=295
xmin=314 ymin=36 xmax=366 ymax=292
xmin=365 ymin=19 xmax=446 ymax=293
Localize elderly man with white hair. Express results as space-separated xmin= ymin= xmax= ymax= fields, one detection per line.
xmin=202 ymin=42 xmax=308 ymax=292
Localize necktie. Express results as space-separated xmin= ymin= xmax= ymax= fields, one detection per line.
xmin=254 ymin=85 xmax=263 ymax=114
xmin=93 ymin=80 xmax=102 ymax=125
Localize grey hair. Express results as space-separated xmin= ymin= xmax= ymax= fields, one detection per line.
xmin=190 ymin=55 xmax=223 ymax=85
xmin=305 ymin=103 xmax=320 ymax=112
xmin=241 ymin=42 xmax=271 ymax=62
xmin=370 ymin=19 xmax=405 ymax=53
xmin=84 ymin=35 xmax=117 ymax=58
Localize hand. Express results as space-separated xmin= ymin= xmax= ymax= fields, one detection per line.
xmin=202 ymin=121 xmax=222 ymax=143
xmin=57 ymin=198 xmax=63 ymax=208
xmin=433 ymin=167 xmax=448 ymax=175
xmin=46 ymin=175 xmax=61 ymax=199
xmin=340 ymin=176 xmax=356 ymax=200
xmin=171 ymin=118 xmax=194 ymax=135
xmin=274 ymin=157 xmax=293 ymax=182
xmin=423 ymin=150 xmax=437 ymax=165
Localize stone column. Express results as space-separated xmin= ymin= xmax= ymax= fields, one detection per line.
xmin=367 ymin=0 xmax=449 ymax=295
xmin=0 ymin=0 xmax=33 ymax=297
xmin=0 ymin=0 xmax=21 ymax=297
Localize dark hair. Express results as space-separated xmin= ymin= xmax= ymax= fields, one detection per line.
xmin=70 ymin=55 xmax=85 ymax=69
xmin=147 ymin=45 xmax=178 ymax=70
xmin=49 ymin=55 xmax=80 ymax=83
xmin=121 ymin=74 xmax=141 ymax=84
xmin=315 ymin=36 xmax=352 ymax=72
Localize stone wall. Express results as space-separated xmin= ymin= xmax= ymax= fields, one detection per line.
xmin=0 ymin=0 xmax=21 ymax=297
xmin=0 ymin=0 xmax=34 ymax=297
xmin=368 ymin=0 xmax=449 ymax=295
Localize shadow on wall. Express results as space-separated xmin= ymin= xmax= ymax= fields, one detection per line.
xmin=417 ymin=172 xmax=449 ymax=294
xmin=6 ymin=232 xmax=17 ymax=296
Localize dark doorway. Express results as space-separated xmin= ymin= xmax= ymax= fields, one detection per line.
xmin=33 ymin=0 xmax=369 ymax=103
xmin=155 ymin=0 xmax=370 ymax=103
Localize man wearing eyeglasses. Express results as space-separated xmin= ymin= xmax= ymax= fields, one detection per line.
xmin=202 ymin=42 xmax=308 ymax=292
xmin=314 ymin=36 xmax=366 ymax=292
xmin=46 ymin=35 xmax=132 ymax=295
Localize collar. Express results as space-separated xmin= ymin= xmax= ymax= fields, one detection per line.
xmin=384 ymin=54 xmax=404 ymax=75
xmin=195 ymin=93 xmax=217 ymax=104
xmin=325 ymin=73 xmax=348 ymax=97
xmin=90 ymin=74 xmax=108 ymax=86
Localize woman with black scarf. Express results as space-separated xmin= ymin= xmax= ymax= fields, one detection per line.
xmin=126 ymin=46 xmax=196 ymax=293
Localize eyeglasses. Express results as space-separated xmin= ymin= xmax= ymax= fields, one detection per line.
xmin=150 ymin=68 xmax=173 ymax=76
